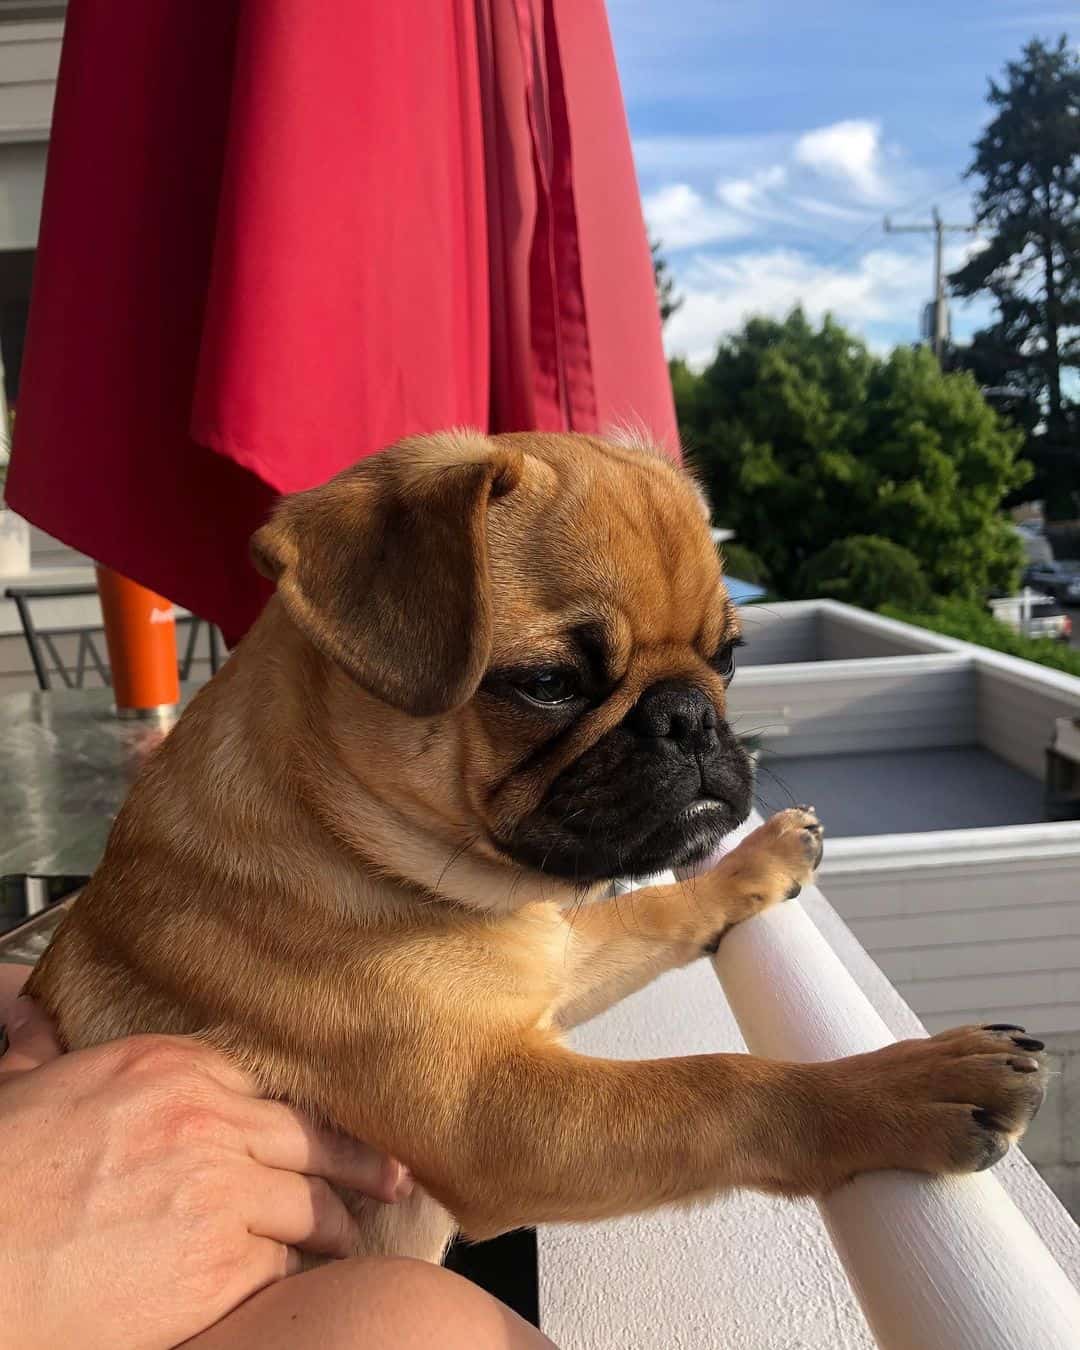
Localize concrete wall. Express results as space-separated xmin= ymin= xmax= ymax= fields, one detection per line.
xmin=738 ymin=601 xmax=945 ymax=667
xmin=821 ymin=825 xmax=1080 ymax=1036
xmin=728 ymin=654 xmax=977 ymax=757
xmin=978 ymin=661 xmax=1080 ymax=781
xmin=821 ymin=605 xmax=942 ymax=660
xmin=738 ymin=601 xmax=822 ymax=664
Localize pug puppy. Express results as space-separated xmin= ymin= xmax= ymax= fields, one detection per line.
xmin=28 ymin=431 xmax=1046 ymax=1263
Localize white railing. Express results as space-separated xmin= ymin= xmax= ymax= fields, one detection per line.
xmin=715 ymin=894 xmax=1080 ymax=1350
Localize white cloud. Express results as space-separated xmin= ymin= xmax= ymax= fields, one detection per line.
xmin=793 ymin=120 xmax=888 ymax=201
xmin=638 ymin=119 xmax=924 ymax=263
xmin=715 ymin=165 xmax=787 ymax=211
xmin=663 ymin=242 xmax=990 ymax=369
xmin=789 ymin=195 xmax=875 ymax=223
xmin=642 ymin=183 xmax=750 ymax=249
xmin=640 ymin=123 xmax=987 ymax=363
xmin=665 ymin=248 xmax=918 ymax=368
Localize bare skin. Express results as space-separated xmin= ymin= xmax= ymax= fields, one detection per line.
xmin=0 ymin=967 xmax=554 ymax=1349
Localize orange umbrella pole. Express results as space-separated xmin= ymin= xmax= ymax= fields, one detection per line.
xmin=95 ymin=565 xmax=180 ymax=717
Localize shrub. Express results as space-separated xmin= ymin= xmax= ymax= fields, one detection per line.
xmin=718 ymin=541 xmax=772 ymax=588
xmin=800 ymin=535 xmax=931 ymax=612
xmin=882 ymin=597 xmax=1080 ymax=677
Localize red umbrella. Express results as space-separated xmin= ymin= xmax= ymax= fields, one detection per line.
xmin=7 ymin=0 xmax=676 ymax=649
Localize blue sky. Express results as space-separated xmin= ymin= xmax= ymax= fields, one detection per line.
xmin=607 ymin=0 xmax=1079 ymax=367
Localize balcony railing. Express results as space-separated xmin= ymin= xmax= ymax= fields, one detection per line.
xmin=716 ymin=854 xmax=1080 ymax=1349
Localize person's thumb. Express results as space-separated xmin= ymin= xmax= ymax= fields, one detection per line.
xmin=0 ymin=996 xmax=63 ymax=1076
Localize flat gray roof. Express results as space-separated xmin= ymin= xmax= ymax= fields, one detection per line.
xmin=756 ymin=746 xmax=1045 ymax=837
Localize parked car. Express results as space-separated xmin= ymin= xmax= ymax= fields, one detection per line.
xmin=1022 ymin=560 xmax=1080 ymax=605
xmin=988 ymin=590 xmax=1073 ymax=642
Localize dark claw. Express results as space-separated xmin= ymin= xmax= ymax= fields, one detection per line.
xmin=972 ymin=1107 xmax=1003 ymax=1131
xmin=984 ymin=1023 xmax=1025 ymax=1032
xmin=974 ymin=1127 xmax=1010 ymax=1171
xmin=702 ymin=927 xmax=729 ymax=955
xmin=784 ymin=882 xmax=802 ymax=900
xmin=1012 ymin=1036 xmax=1044 ymax=1052
xmin=803 ymin=832 xmax=824 ymax=869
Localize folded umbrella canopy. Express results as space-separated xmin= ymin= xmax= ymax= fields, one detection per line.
xmin=6 ymin=0 xmax=676 ymax=644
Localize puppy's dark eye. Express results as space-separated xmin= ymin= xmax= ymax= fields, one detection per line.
xmin=514 ymin=668 xmax=581 ymax=706
xmin=710 ymin=638 xmax=742 ymax=684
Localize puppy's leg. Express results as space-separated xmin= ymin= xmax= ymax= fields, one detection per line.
xmin=555 ymin=807 xmax=822 ymax=1027
xmin=368 ymin=1026 xmax=1045 ymax=1240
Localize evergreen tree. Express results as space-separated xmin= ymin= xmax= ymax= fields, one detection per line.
xmin=950 ymin=37 xmax=1080 ymax=516
xmin=650 ymin=238 xmax=682 ymax=326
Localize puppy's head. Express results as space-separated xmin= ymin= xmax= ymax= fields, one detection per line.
xmin=253 ymin=430 xmax=752 ymax=889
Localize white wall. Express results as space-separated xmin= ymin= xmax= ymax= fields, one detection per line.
xmin=821 ymin=825 xmax=1080 ymax=1035
xmin=0 ymin=16 xmax=61 ymax=249
xmin=738 ymin=600 xmax=822 ymax=664
xmin=728 ymin=654 xmax=977 ymax=756
xmin=978 ymin=661 xmax=1080 ymax=781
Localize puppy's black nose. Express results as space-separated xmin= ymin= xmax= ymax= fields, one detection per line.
xmin=629 ymin=681 xmax=718 ymax=752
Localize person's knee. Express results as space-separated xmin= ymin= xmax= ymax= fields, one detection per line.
xmin=186 ymin=1255 xmax=555 ymax=1349
xmin=317 ymin=1256 xmax=546 ymax=1346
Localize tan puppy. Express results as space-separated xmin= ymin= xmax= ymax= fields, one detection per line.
xmin=28 ymin=430 xmax=1046 ymax=1263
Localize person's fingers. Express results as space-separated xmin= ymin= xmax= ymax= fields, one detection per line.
xmin=0 ymin=996 xmax=63 ymax=1077
xmin=198 ymin=1237 xmax=302 ymax=1330
xmin=243 ymin=1168 xmax=361 ymax=1259
xmin=244 ymin=1237 xmax=303 ymax=1289
xmin=237 ymin=1097 xmax=413 ymax=1203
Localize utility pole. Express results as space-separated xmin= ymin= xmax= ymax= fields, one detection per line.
xmin=883 ymin=207 xmax=977 ymax=363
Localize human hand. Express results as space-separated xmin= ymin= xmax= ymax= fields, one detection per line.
xmin=0 ymin=969 xmax=411 ymax=1350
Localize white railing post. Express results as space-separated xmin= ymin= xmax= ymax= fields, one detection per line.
xmin=712 ymin=895 xmax=1080 ymax=1350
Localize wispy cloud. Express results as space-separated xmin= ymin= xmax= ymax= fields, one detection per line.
xmin=639 ymin=118 xmax=922 ymax=261
xmin=664 ymin=239 xmax=988 ymax=369
xmin=642 ymin=183 xmax=749 ymax=249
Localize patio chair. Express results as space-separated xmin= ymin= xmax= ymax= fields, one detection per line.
xmin=3 ymin=583 xmax=224 ymax=691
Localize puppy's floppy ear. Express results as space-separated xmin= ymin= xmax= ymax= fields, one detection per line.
xmin=251 ymin=433 xmax=524 ymax=716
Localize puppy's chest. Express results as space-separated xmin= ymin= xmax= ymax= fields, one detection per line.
xmin=487 ymin=904 xmax=578 ymax=1032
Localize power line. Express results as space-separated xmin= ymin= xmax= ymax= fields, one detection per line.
xmin=883 ymin=206 xmax=978 ymax=361
xmin=816 ymin=176 xmax=971 ymax=274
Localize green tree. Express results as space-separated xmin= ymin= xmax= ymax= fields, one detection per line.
xmin=949 ymin=37 xmax=1080 ymax=516
xmin=801 ymin=536 xmax=930 ymax=611
xmin=676 ymin=309 xmax=1029 ymax=603
xmin=651 ymin=238 xmax=682 ymax=326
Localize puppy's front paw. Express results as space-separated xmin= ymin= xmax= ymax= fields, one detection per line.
xmin=702 ymin=807 xmax=824 ymax=945
xmin=810 ymin=1025 xmax=1047 ymax=1191
xmin=752 ymin=805 xmax=824 ymax=899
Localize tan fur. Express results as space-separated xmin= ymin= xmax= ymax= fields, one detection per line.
xmin=28 ymin=431 xmax=1046 ymax=1263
